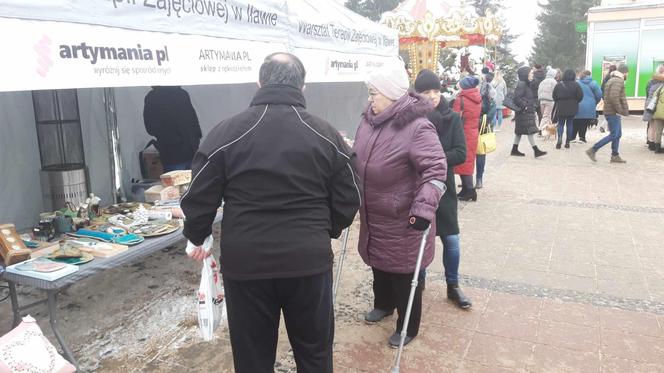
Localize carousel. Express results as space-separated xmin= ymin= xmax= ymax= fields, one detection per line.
xmin=380 ymin=0 xmax=503 ymax=80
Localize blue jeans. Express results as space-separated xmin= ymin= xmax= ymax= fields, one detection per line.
xmin=593 ymin=115 xmax=622 ymax=155
xmin=557 ymin=116 xmax=574 ymax=143
xmin=442 ymin=235 xmax=460 ymax=284
xmin=496 ymin=108 xmax=503 ymax=128
xmin=163 ymin=161 xmax=192 ymax=172
xmin=418 ymin=234 xmax=461 ymax=285
xmin=476 ymin=154 xmax=486 ymax=180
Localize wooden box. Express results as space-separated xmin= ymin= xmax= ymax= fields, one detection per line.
xmin=144 ymin=185 xmax=180 ymax=203
xmin=160 ymin=170 xmax=192 ymax=187
xmin=0 ymin=224 xmax=32 ymax=265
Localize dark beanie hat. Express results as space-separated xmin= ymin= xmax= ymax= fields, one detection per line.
xmin=414 ymin=69 xmax=441 ymax=93
xmin=459 ymin=75 xmax=480 ymax=89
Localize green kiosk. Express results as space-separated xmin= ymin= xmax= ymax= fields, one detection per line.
xmin=586 ymin=0 xmax=664 ymax=110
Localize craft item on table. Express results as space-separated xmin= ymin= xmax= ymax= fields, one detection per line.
xmin=6 ymin=258 xmax=79 ymax=281
xmin=88 ymin=193 xmax=101 ymax=217
xmin=49 ymin=252 xmax=94 ymax=266
xmin=108 ymin=214 xmax=148 ymax=230
xmin=68 ymin=229 xmax=145 ymax=246
xmin=20 ymin=235 xmax=40 ymax=249
xmin=47 ymin=246 xmax=82 ymax=259
xmin=160 ymin=170 xmax=192 ymax=187
xmin=0 ymin=315 xmax=77 ymax=373
xmin=131 ymin=204 xmax=173 ymax=221
xmin=144 ymin=185 xmax=180 ymax=203
xmin=154 ymin=199 xmax=181 ymax=208
xmin=52 ymin=212 xmax=74 ymax=234
xmin=59 ymin=203 xmax=79 ymax=219
xmin=67 ymin=240 xmax=128 ymax=258
xmin=132 ymin=221 xmax=180 ymax=237
xmin=102 ymin=202 xmax=150 ymax=215
xmin=0 ymin=224 xmax=32 ymax=265
xmin=26 ymin=240 xmax=61 ymax=259
xmin=34 ymin=215 xmax=56 ymax=242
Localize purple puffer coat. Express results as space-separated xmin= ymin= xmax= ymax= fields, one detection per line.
xmin=353 ymin=92 xmax=447 ymax=274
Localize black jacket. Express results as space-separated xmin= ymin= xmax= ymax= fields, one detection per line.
xmin=530 ymin=68 xmax=546 ymax=98
xmin=553 ymin=75 xmax=584 ymax=118
xmin=514 ymin=66 xmax=539 ymax=135
xmin=181 ymin=85 xmax=360 ymax=280
xmin=143 ymin=86 xmax=202 ymax=165
xmin=428 ymin=98 xmax=466 ymax=236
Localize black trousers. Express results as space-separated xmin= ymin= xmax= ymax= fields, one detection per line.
xmin=573 ymin=119 xmax=592 ymax=141
xmin=223 ymin=270 xmax=334 ymax=373
xmin=372 ymin=267 xmax=423 ymax=337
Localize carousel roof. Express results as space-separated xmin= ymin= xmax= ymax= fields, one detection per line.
xmin=380 ymin=0 xmax=502 ymax=45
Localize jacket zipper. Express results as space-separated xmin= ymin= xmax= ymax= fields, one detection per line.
xmin=362 ymin=123 xmax=385 ymax=266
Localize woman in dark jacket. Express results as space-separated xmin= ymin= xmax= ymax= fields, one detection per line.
xmin=553 ymin=69 xmax=584 ymax=149
xmin=415 ymin=70 xmax=471 ymax=309
xmin=512 ymin=66 xmax=547 ymax=157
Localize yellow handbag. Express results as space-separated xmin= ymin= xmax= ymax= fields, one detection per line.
xmin=477 ymin=114 xmax=497 ymax=155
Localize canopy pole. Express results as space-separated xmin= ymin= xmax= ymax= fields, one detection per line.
xmin=103 ymin=87 xmax=126 ymax=203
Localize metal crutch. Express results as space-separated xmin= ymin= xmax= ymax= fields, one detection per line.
xmin=390 ymin=227 xmax=430 ymax=373
xmin=333 ymin=227 xmax=351 ymax=306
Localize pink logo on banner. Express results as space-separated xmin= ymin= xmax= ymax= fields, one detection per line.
xmin=34 ymin=35 xmax=53 ymax=77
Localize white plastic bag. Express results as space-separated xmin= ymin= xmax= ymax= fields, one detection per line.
xmin=186 ymin=235 xmax=227 ymax=341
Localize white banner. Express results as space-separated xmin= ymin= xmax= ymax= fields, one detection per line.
xmin=0 ymin=0 xmax=397 ymax=57
xmin=294 ymin=48 xmax=393 ymax=84
xmin=0 ymin=17 xmax=390 ymax=92
xmin=0 ymin=18 xmax=286 ymax=92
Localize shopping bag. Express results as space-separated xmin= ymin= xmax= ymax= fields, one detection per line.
xmin=477 ymin=115 xmax=497 ymax=155
xmin=653 ymin=87 xmax=664 ymax=120
xmin=186 ymin=236 xmax=226 ymax=341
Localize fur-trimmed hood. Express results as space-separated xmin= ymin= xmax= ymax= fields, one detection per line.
xmin=364 ymin=91 xmax=433 ymax=128
xmin=652 ymin=73 xmax=664 ymax=82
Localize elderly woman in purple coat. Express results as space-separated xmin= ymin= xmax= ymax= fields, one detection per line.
xmin=353 ymin=59 xmax=447 ymax=347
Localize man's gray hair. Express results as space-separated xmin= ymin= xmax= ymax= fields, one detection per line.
xmin=259 ymin=53 xmax=306 ymax=89
xmin=617 ymin=63 xmax=629 ymax=74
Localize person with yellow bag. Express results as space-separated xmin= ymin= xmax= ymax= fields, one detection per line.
xmin=475 ymin=69 xmax=498 ymax=189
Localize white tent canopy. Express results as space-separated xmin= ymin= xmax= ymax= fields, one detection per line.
xmin=0 ymin=0 xmax=398 ymax=91
xmin=0 ymin=1 xmax=395 ymax=229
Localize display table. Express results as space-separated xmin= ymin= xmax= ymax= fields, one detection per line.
xmin=1 ymin=214 xmax=221 ymax=369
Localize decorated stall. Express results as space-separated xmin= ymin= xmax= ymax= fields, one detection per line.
xmin=0 ymin=2 xmax=397 ymax=368
xmin=380 ymin=0 xmax=502 ymax=79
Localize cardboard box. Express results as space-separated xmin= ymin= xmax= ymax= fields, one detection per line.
xmin=160 ymin=170 xmax=191 ymax=187
xmin=144 ymin=185 xmax=180 ymax=203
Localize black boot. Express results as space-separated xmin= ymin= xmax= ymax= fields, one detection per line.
xmin=533 ymin=146 xmax=547 ymax=157
xmin=457 ymin=188 xmax=477 ymax=202
xmin=447 ymin=284 xmax=472 ymax=309
xmin=649 ymin=142 xmax=657 ymax=151
xmin=656 ymin=144 xmax=664 ymax=154
xmin=510 ymin=144 xmax=525 ymax=156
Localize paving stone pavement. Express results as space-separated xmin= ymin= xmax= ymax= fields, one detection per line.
xmin=330 ymin=116 xmax=664 ymax=372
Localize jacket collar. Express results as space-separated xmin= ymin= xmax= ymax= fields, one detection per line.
xmin=364 ymin=92 xmax=433 ymax=128
xmin=250 ymin=84 xmax=306 ymax=108
xmin=612 ymin=71 xmax=625 ymax=80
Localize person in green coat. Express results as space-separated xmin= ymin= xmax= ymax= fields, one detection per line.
xmin=415 ymin=70 xmax=472 ymax=309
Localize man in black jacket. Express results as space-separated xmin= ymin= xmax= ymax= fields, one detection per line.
xmin=181 ymin=53 xmax=360 ymax=373
xmin=143 ymin=86 xmax=202 ymax=171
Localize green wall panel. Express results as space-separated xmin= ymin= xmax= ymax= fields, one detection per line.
xmin=591 ymin=31 xmax=638 ymax=97
xmin=638 ymin=29 xmax=664 ymax=97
